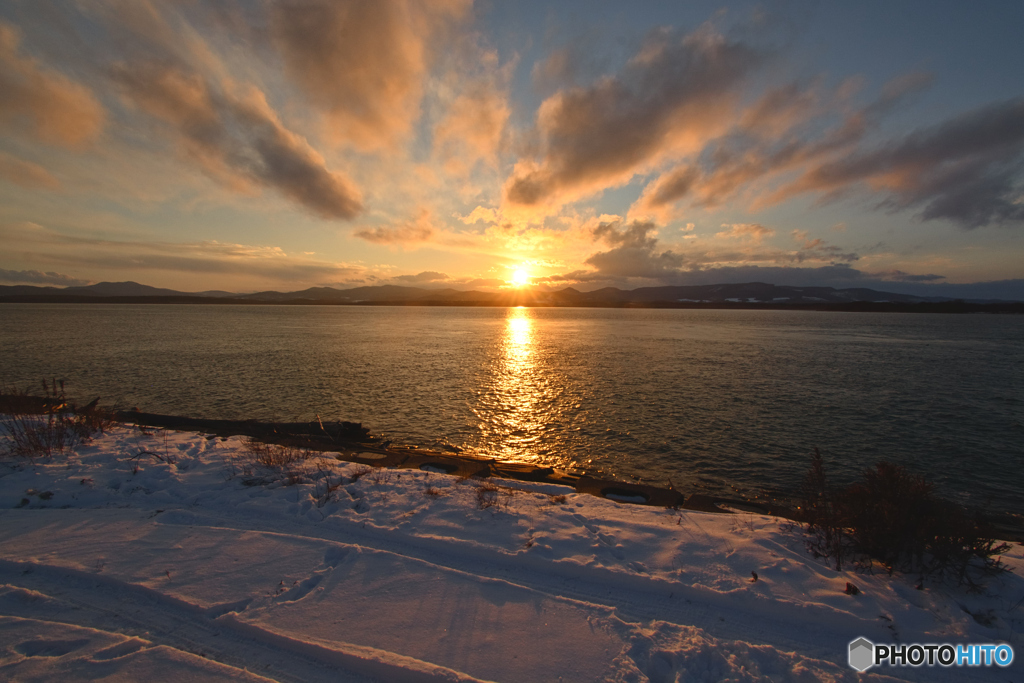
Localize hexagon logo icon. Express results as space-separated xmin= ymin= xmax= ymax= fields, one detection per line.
xmin=848 ymin=637 xmax=874 ymax=672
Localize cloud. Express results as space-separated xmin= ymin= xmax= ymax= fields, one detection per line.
xmin=271 ymin=0 xmax=471 ymax=151
xmin=629 ymin=73 xmax=935 ymax=222
xmin=788 ymin=230 xmax=860 ymax=262
xmin=531 ymin=47 xmax=577 ymax=90
xmin=354 ymin=210 xmax=436 ymax=244
xmin=869 ymin=269 xmax=945 ymax=282
xmin=112 ymin=62 xmax=362 ymax=219
xmin=434 ymin=78 xmax=511 ymax=174
xmin=585 ymin=220 xmax=687 ymax=279
xmin=0 ymin=22 xmax=104 ymax=147
xmin=715 ymin=223 xmax=775 ymax=243
xmin=0 ymin=152 xmax=59 ymax=189
xmin=541 ymin=263 xmax=954 ymax=293
xmin=0 ymin=222 xmax=367 ymax=284
xmin=773 ymin=98 xmax=1024 ymax=228
xmin=548 ymin=217 xmax=861 ymax=285
xmin=394 ymin=270 xmax=448 ymax=283
xmin=630 ymin=167 xmax=701 ymax=222
xmin=457 ymin=206 xmax=500 ymax=224
xmin=459 ymin=277 xmax=506 ymax=288
xmin=503 ymin=25 xmax=765 ymax=212
xmin=0 ymin=268 xmax=89 ymax=286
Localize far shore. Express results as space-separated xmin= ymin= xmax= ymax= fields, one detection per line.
xmin=2 ymin=295 xmax=1023 ymax=313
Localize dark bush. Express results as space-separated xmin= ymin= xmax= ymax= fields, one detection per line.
xmin=801 ymin=452 xmax=1011 ymax=589
xmin=802 ymin=448 xmax=849 ymax=570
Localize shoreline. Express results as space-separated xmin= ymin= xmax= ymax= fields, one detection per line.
xmin=118 ymin=410 xmax=1024 ymax=543
xmin=4 ymin=395 xmax=1022 ymax=542
xmin=119 ymin=410 xmax=790 ymax=513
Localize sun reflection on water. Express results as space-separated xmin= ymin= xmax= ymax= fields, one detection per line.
xmin=473 ymin=306 xmax=558 ymax=463
xmin=506 ymin=309 xmax=532 ymax=359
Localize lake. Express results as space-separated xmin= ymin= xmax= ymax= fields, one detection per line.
xmin=1 ymin=303 xmax=1021 ymax=515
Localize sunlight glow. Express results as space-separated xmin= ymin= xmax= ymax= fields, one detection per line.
xmin=510 ymin=268 xmax=531 ymax=288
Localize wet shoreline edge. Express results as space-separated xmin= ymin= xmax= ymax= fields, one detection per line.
xmin=115 ymin=410 xmax=1024 ymax=542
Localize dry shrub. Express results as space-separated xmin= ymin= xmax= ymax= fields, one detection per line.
xmin=312 ymin=457 xmax=342 ymax=508
xmin=476 ymin=482 xmax=499 ymax=509
xmin=369 ymin=467 xmax=393 ymax=488
xmin=476 ymin=482 xmax=515 ymax=511
xmin=237 ymin=438 xmax=317 ymax=486
xmin=802 ymin=450 xmax=1011 ymax=589
xmin=1 ymin=380 xmax=114 ymax=460
xmin=243 ymin=439 xmax=309 ymax=468
xmin=348 ymin=465 xmax=373 ymax=483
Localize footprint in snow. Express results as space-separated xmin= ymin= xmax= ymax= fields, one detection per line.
xmin=15 ymin=638 xmax=90 ymax=658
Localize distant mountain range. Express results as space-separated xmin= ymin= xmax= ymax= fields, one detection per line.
xmin=0 ymin=280 xmax=1019 ymax=306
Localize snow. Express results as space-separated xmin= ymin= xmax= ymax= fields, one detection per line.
xmin=0 ymin=424 xmax=1021 ymax=682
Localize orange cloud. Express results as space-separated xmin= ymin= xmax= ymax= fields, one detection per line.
xmin=0 ymin=22 xmax=104 ymax=147
xmin=434 ymin=81 xmax=511 ymax=174
xmin=458 ymin=206 xmax=500 ymax=224
xmin=355 ymin=210 xmax=436 ymax=244
xmin=0 ymin=152 xmax=59 ymax=190
xmin=715 ymin=223 xmax=775 ymax=243
xmin=271 ymin=0 xmax=471 ymax=151
xmin=503 ymin=26 xmax=763 ymax=213
xmin=0 ymin=222 xmax=370 ymax=287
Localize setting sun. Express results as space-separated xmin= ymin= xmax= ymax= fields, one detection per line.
xmin=510 ymin=268 xmax=531 ymax=287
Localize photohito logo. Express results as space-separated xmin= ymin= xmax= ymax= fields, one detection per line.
xmin=848 ymin=637 xmax=1014 ymax=672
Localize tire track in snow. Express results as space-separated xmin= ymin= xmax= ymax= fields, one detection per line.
xmin=0 ymin=559 xmax=496 ymax=683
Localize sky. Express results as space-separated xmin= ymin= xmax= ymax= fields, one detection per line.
xmin=1 ymin=0 xmax=1023 ymax=297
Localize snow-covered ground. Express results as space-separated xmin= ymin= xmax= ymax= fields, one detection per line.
xmin=0 ymin=424 xmax=1020 ymax=682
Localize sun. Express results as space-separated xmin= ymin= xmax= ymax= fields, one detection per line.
xmin=510 ymin=267 xmax=531 ymax=288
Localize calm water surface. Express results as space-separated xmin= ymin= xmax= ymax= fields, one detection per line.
xmin=1 ymin=304 xmax=1021 ymax=514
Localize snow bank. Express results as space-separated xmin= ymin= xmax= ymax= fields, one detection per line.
xmin=0 ymin=424 xmax=1020 ymax=682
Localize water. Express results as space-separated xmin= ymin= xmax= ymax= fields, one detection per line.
xmin=1 ymin=303 xmax=1022 ymax=514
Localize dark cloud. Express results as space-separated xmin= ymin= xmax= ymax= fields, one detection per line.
xmin=560 ymin=219 xmax=860 ymax=285
xmin=0 ymin=268 xmax=89 ymax=286
xmin=505 ymin=26 xmax=766 ymax=209
xmin=644 ymin=166 xmax=699 ymax=208
xmin=776 ymin=98 xmax=1024 ymax=228
xmin=540 ymin=263 xmax=897 ymax=290
xmin=394 ymin=270 xmax=448 ymax=283
xmin=271 ymin=0 xmax=470 ymax=150
xmin=634 ymin=73 xmax=935 ymax=219
xmin=788 ymin=231 xmax=860 ymax=263
xmin=542 ymin=265 xmax=1024 ymax=300
xmin=585 ymin=220 xmax=687 ymax=279
xmin=0 ymin=22 xmax=104 ymax=147
xmin=112 ymin=62 xmax=362 ymax=219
